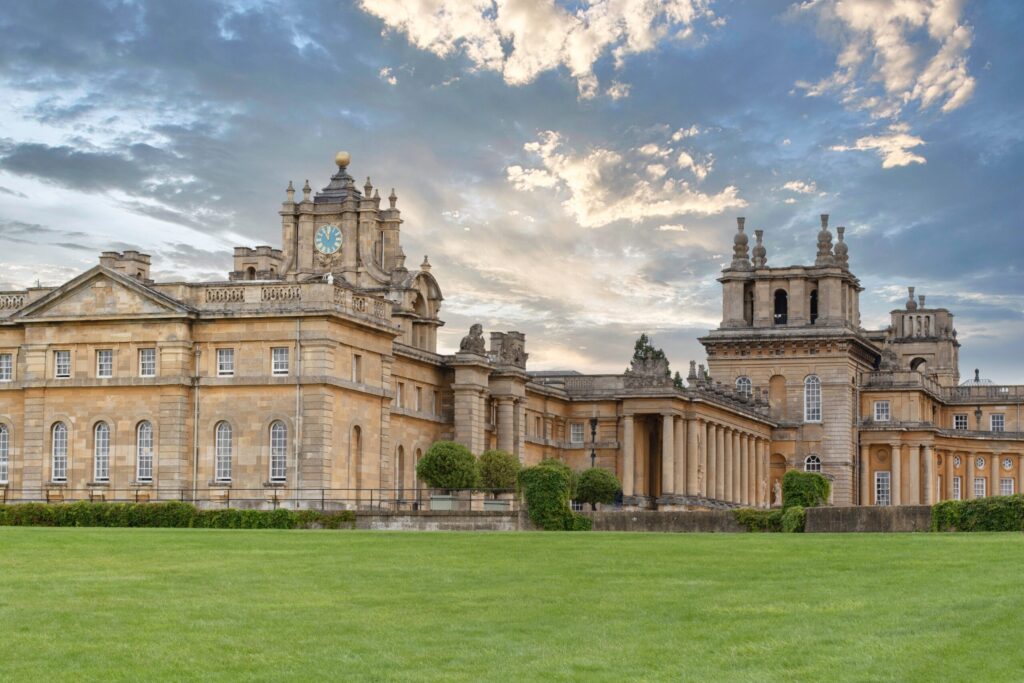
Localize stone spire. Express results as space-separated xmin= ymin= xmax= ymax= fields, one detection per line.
xmin=285 ymin=180 xmax=295 ymax=203
xmin=364 ymin=176 xmax=373 ymax=196
xmin=815 ymin=213 xmax=834 ymax=266
xmin=420 ymin=255 xmax=431 ymax=272
xmin=315 ymin=151 xmax=360 ymax=203
xmin=906 ymin=286 xmax=917 ymax=310
xmin=834 ymin=225 xmax=849 ymax=269
xmin=388 ymin=188 xmax=398 ymax=210
xmin=302 ymin=179 xmax=311 ymax=202
xmin=730 ymin=217 xmax=751 ymax=270
xmin=687 ymin=359 xmax=698 ymax=381
xmin=752 ymin=229 xmax=767 ymax=268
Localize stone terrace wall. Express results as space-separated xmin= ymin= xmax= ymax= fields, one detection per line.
xmin=805 ymin=505 xmax=932 ymax=532
xmin=584 ymin=510 xmax=744 ymax=533
xmin=356 ymin=511 xmax=530 ymax=531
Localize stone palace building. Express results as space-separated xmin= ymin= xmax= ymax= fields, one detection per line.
xmin=0 ymin=152 xmax=1020 ymax=509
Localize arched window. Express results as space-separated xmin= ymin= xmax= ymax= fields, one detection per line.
xmin=773 ymin=289 xmax=788 ymax=325
xmin=52 ymin=422 xmax=68 ymax=482
xmin=94 ymin=422 xmax=110 ymax=482
xmin=215 ymin=422 xmax=232 ymax=482
xmin=137 ymin=421 xmax=154 ymax=482
xmin=0 ymin=424 xmax=8 ymax=484
xmin=804 ymin=455 xmax=822 ymax=472
xmin=804 ymin=375 xmax=822 ymax=422
xmin=246 ymin=266 xmax=256 ymax=280
xmin=735 ymin=376 xmax=752 ymax=398
xmin=269 ymin=421 xmax=287 ymax=482
xmin=809 ymin=289 xmax=818 ymax=325
xmin=743 ymin=286 xmax=754 ymax=326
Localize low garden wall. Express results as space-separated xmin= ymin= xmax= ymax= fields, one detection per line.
xmin=356 ymin=510 xmax=530 ymax=531
xmin=583 ymin=509 xmax=744 ymax=533
xmin=804 ymin=505 xmax=932 ymax=533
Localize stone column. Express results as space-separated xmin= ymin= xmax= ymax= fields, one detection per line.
xmin=686 ymin=418 xmax=699 ymax=497
xmin=944 ymin=451 xmax=954 ymax=500
xmin=860 ymin=444 xmax=871 ymax=506
xmin=990 ymin=453 xmax=999 ymax=498
xmin=891 ymin=443 xmax=902 ymax=506
xmin=1018 ymin=455 xmax=1024 ymax=499
xmin=755 ymin=439 xmax=765 ymax=508
xmin=748 ymin=436 xmax=757 ymax=505
xmin=965 ymin=452 xmax=975 ymax=499
xmin=661 ymin=414 xmax=675 ymax=497
xmin=908 ymin=444 xmax=921 ymax=505
xmin=496 ymin=396 xmax=515 ymax=454
xmin=622 ymin=416 xmax=634 ymax=497
xmin=719 ymin=427 xmax=730 ymax=501
xmin=674 ymin=416 xmax=686 ymax=496
xmin=923 ymin=445 xmax=934 ymax=505
xmin=740 ymin=434 xmax=749 ymax=506
xmin=708 ymin=425 xmax=716 ymax=499
xmin=731 ymin=431 xmax=741 ymax=503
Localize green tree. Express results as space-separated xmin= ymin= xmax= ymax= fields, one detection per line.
xmin=477 ymin=450 xmax=520 ymax=493
xmin=631 ymin=333 xmax=674 ymax=382
xmin=576 ymin=467 xmax=621 ymax=511
xmin=415 ymin=441 xmax=479 ymax=490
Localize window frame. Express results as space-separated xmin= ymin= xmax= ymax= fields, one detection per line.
xmin=136 ymin=421 xmax=154 ymax=482
xmin=974 ymin=477 xmax=987 ymax=499
xmin=803 ymin=375 xmax=822 ymax=423
xmin=953 ymin=414 xmax=967 ymax=430
xmin=93 ymin=422 xmax=110 ymax=482
xmin=54 ymin=350 xmax=71 ymax=379
xmin=216 ymin=348 xmax=235 ymax=377
xmin=873 ymin=400 xmax=890 ymax=422
xmin=1000 ymin=477 xmax=1014 ymax=497
xmin=215 ymin=422 xmax=233 ymax=482
xmin=52 ymin=422 xmax=68 ymax=482
xmin=990 ymin=414 xmax=1005 ymax=433
xmin=0 ymin=424 xmax=8 ymax=483
xmin=804 ymin=455 xmax=822 ymax=472
xmin=874 ymin=471 xmax=891 ymax=506
xmin=269 ymin=421 xmax=287 ymax=483
xmin=0 ymin=352 xmax=12 ymax=382
xmin=952 ymin=476 xmax=961 ymax=501
xmin=735 ymin=376 xmax=752 ymax=398
xmin=570 ymin=423 xmax=585 ymax=444
xmin=139 ymin=348 xmax=157 ymax=377
xmin=96 ymin=349 xmax=114 ymax=378
xmin=271 ymin=347 xmax=290 ymax=376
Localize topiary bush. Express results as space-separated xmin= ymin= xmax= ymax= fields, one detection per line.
xmin=477 ymin=449 xmax=520 ymax=492
xmin=782 ymin=470 xmax=830 ymax=509
xmin=931 ymin=495 xmax=1024 ymax=532
xmin=576 ymin=467 xmax=620 ymax=510
xmin=781 ymin=505 xmax=806 ymax=533
xmin=416 ymin=441 xmax=479 ymax=490
xmin=517 ymin=460 xmax=589 ymax=531
xmin=733 ymin=508 xmax=783 ymax=532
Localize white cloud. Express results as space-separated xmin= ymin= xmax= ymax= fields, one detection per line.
xmin=606 ymin=81 xmax=631 ymax=99
xmin=782 ymin=138 xmax=792 ymax=145
xmin=782 ymin=180 xmax=817 ymax=193
xmin=506 ymin=130 xmax=744 ymax=228
xmin=359 ymin=0 xmax=718 ymax=98
xmin=784 ymin=197 xmax=797 ymax=204
xmin=671 ymin=125 xmax=700 ymax=141
xmin=794 ymin=0 xmax=976 ymax=119
xmin=646 ymin=164 xmax=669 ymax=179
xmin=676 ymin=149 xmax=713 ymax=181
xmin=378 ymin=66 xmax=397 ymax=85
xmin=831 ymin=123 xmax=926 ymax=169
xmin=658 ymin=223 xmax=688 ymax=231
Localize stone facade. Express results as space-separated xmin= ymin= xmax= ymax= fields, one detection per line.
xmin=0 ymin=154 xmax=1020 ymax=509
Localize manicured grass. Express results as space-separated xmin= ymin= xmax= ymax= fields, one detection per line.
xmin=1 ymin=529 xmax=1023 ymax=681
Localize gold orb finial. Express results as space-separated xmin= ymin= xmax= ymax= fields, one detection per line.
xmin=335 ymin=151 xmax=351 ymax=168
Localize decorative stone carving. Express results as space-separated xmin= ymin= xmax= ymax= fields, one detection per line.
xmin=624 ymin=347 xmax=672 ymax=388
xmin=206 ymin=287 xmax=244 ymax=303
xmin=815 ymin=214 xmax=834 ymax=266
xmin=261 ymin=285 xmax=301 ymax=302
xmin=459 ymin=323 xmax=486 ymax=355
xmin=834 ymin=226 xmax=849 ymax=269
xmin=730 ymin=217 xmax=751 ymax=270
xmin=752 ymin=229 xmax=767 ymax=268
xmin=906 ymin=286 xmax=917 ymax=310
xmin=490 ymin=331 xmax=528 ymax=367
xmin=772 ymin=479 xmax=782 ymax=506
xmin=0 ymin=294 xmax=25 ymax=309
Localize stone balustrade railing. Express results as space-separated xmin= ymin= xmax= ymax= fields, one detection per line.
xmin=192 ymin=282 xmax=391 ymax=322
xmin=862 ymin=370 xmax=1023 ymax=403
xmin=0 ymin=292 xmax=26 ymax=310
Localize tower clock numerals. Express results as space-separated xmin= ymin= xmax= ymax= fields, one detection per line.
xmin=315 ymin=224 xmax=342 ymax=255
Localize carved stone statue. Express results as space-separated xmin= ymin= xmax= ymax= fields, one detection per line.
xmin=772 ymin=479 xmax=782 ymax=507
xmin=459 ymin=324 xmax=486 ymax=355
xmin=759 ymin=478 xmax=767 ymax=504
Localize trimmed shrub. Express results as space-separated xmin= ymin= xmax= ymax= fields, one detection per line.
xmin=782 ymin=470 xmax=830 ymax=510
xmin=477 ymin=450 xmax=520 ymax=491
xmin=781 ymin=505 xmax=806 ymax=533
xmin=576 ymin=467 xmax=620 ymax=510
xmin=733 ymin=508 xmax=783 ymax=532
xmin=416 ymin=441 xmax=479 ymax=490
xmin=931 ymin=495 xmax=1024 ymax=532
xmin=517 ymin=461 xmax=589 ymax=531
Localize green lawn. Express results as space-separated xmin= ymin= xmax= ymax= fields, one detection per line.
xmin=1 ymin=529 xmax=1022 ymax=682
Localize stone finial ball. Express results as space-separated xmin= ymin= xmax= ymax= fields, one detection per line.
xmin=335 ymin=151 xmax=351 ymax=168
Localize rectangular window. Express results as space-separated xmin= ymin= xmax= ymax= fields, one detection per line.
xmin=139 ymin=348 xmax=156 ymax=377
xmin=217 ymin=348 xmax=234 ymax=377
xmin=137 ymin=424 xmax=154 ymax=482
xmin=94 ymin=426 xmax=110 ymax=482
xmin=271 ymin=347 xmax=289 ymax=375
xmin=396 ymin=382 xmax=404 ymax=408
xmin=953 ymin=414 xmax=967 ymax=430
xmin=415 ymin=387 xmax=422 ymax=412
xmin=1000 ymin=477 xmax=1014 ymax=496
xmin=570 ymin=423 xmax=584 ymax=444
xmin=991 ymin=414 xmax=1005 ymax=433
xmin=974 ymin=477 xmax=986 ymax=499
xmin=352 ymin=354 xmax=363 ymax=383
xmin=874 ymin=471 xmax=891 ymax=506
xmin=953 ymin=476 xmax=962 ymax=501
xmin=96 ymin=349 xmax=113 ymax=378
xmin=874 ymin=400 xmax=890 ymax=422
xmin=433 ymin=391 xmax=440 ymax=415
xmin=0 ymin=353 xmax=12 ymax=381
xmin=55 ymin=350 xmax=71 ymax=379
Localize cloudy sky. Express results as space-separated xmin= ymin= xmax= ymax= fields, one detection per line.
xmin=0 ymin=0 xmax=1021 ymax=381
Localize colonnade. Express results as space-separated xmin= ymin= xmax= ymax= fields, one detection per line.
xmin=621 ymin=414 xmax=771 ymax=508
xmin=859 ymin=443 xmax=1024 ymax=505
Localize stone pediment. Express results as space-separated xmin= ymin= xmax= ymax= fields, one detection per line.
xmin=13 ymin=267 xmax=191 ymax=321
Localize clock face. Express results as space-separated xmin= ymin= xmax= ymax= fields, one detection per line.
xmin=315 ymin=224 xmax=342 ymax=255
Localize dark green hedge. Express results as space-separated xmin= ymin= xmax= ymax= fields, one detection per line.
xmin=932 ymin=495 xmax=1024 ymax=532
xmin=517 ymin=460 xmax=591 ymax=531
xmin=416 ymin=441 xmax=479 ymax=490
xmin=782 ymin=470 xmax=830 ymax=510
xmin=477 ymin=449 xmax=520 ymax=490
xmin=781 ymin=505 xmax=806 ymax=533
xmin=733 ymin=508 xmax=783 ymax=532
xmin=0 ymin=502 xmax=355 ymax=530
